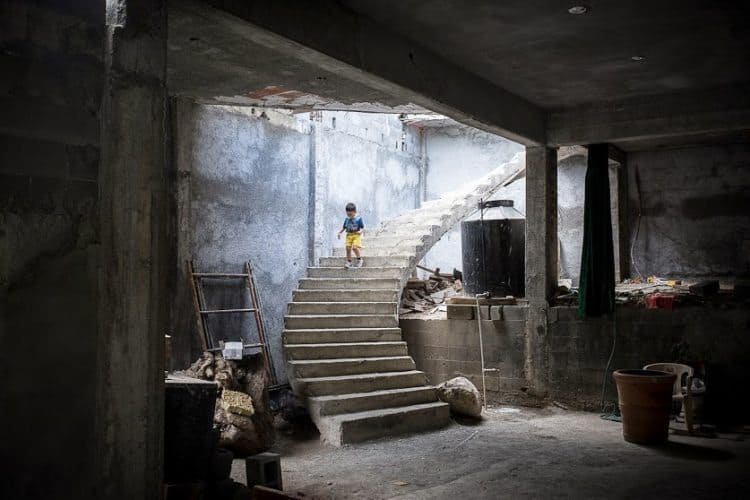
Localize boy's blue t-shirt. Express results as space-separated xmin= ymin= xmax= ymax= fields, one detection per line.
xmin=343 ymin=216 xmax=364 ymax=233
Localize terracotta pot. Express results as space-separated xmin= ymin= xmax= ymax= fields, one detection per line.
xmin=612 ymin=369 xmax=677 ymax=444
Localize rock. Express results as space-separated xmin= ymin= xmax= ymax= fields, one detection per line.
xmin=436 ymin=376 xmax=482 ymax=417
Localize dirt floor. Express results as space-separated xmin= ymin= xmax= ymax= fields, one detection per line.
xmin=231 ymin=406 xmax=750 ymax=499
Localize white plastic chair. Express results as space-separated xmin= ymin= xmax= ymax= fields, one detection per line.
xmin=643 ymin=363 xmax=694 ymax=433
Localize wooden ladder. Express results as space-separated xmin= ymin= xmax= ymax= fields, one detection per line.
xmin=188 ymin=260 xmax=276 ymax=385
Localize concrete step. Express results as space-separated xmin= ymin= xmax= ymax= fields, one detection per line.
xmin=288 ymin=301 xmax=398 ymax=315
xmin=365 ymin=237 xmax=426 ymax=247
xmin=308 ymin=386 xmax=438 ymax=417
xmin=292 ymin=289 xmax=399 ymax=303
xmin=332 ymin=246 xmax=419 ymax=257
xmin=307 ymin=267 xmax=404 ymax=279
xmin=285 ymin=341 xmax=408 ymax=360
xmin=298 ymin=278 xmax=400 ymax=290
xmin=287 ymin=356 xmax=415 ymax=378
xmin=283 ymin=327 xmax=402 ymax=344
xmin=319 ymin=401 xmax=451 ymax=446
xmin=293 ymin=370 xmax=427 ymax=396
xmin=284 ymin=314 xmax=398 ymax=329
xmin=319 ymin=256 xmax=413 ymax=268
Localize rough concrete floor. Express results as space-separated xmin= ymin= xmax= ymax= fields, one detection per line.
xmin=232 ymin=407 xmax=750 ymax=499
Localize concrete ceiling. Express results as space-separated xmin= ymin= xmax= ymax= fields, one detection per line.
xmin=340 ymin=0 xmax=750 ymax=109
xmin=170 ymin=0 xmax=750 ymax=151
xmin=168 ymin=1 xmax=430 ymax=114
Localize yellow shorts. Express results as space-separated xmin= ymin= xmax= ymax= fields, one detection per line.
xmin=345 ymin=232 xmax=363 ymax=248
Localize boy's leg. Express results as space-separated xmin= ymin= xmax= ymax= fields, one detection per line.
xmin=353 ymin=236 xmax=363 ymax=267
xmin=345 ymin=242 xmax=353 ymax=268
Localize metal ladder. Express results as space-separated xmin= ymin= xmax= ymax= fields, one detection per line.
xmin=188 ymin=260 xmax=277 ymax=385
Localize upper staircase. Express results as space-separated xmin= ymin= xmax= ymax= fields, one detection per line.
xmin=283 ymin=153 xmax=525 ymax=445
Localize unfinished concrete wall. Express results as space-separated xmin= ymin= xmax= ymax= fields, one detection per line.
xmin=172 ymin=106 xmax=422 ymax=382
xmin=401 ymin=308 xmax=529 ymax=402
xmin=403 ymin=305 xmax=750 ymax=423
xmin=313 ymin=111 xmax=422 ymax=260
xmin=173 ymin=102 xmax=312 ymax=382
xmin=628 ymin=143 xmax=750 ymax=278
xmin=557 ymin=154 xmax=620 ymax=286
xmin=420 ymin=138 xmax=621 ymax=287
xmin=421 ymin=126 xmax=524 ymax=273
xmin=547 ymin=306 xmax=750 ymax=425
xmin=0 ymin=2 xmax=103 ymax=498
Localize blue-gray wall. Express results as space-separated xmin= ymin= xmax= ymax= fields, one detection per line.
xmin=174 ymin=102 xmax=312 ymax=382
xmin=173 ymin=104 xmax=423 ymax=382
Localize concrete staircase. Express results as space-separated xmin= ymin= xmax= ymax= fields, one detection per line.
xmin=283 ymin=153 xmax=526 ymax=445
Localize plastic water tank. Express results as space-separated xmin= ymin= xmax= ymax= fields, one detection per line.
xmin=461 ymin=200 xmax=525 ymax=297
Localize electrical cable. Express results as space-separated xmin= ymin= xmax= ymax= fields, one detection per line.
xmin=600 ymin=309 xmax=618 ymax=418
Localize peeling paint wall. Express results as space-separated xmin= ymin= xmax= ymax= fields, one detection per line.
xmin=173 ymin=102 xmax=312 ymax=382
xmin=628 ymin=143 xmax=750 ymax=278
xmin=173 ymin=105 xmax=423 ymax=382
xmin=312 ymin=111 xmax=422 ymax=260
xmin=0 ymin=2 xmax=104 ymax=498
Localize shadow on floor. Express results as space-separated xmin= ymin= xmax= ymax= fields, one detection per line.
xmin=640 ymin=440 xmax=735 ymax=462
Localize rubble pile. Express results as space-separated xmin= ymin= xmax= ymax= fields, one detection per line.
xmin=182 ymin=352 xmax=274 ymax=456
xmin=400 ymin=266 xmax=463 ymax=315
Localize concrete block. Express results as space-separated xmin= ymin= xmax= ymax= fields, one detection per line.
xmin=446 ymin=304 xmax=474 ymax=320
xmin=163 ymin=482 xmax=205 ymax=500
xmin=246 ymin=452 xmax=282 ymax=490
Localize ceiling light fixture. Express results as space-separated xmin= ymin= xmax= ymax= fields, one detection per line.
xmin=568 ymin=5 xmax=589 ymax=15
xmin=631 ymin=55 xmax=646 ymax=61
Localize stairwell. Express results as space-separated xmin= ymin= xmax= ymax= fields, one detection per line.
xmin=283 ymin=153 xmax=526 ymax=446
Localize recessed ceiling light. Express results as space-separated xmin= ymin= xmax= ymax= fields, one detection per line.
xmin=631 ymin=55 xmax=646 ymax=61
xmin=568 ymin=5 xmax=589 ymax=15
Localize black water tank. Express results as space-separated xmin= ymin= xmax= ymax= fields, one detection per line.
xmin=461 ymin=201 xmax=525 ymax=297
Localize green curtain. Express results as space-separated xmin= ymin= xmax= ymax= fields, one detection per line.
xmin=578 ymin=144 xmax=615 ymax=318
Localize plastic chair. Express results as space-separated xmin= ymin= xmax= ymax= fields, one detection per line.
xmin=643 ymin=363 xmax=694 ymax=433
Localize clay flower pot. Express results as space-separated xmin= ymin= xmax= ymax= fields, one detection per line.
xmin=612 ymin=369 xmax=677 ymax=444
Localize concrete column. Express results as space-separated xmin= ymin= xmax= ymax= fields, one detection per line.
xmin=616 ymin=159 xmax=630 ymax=279
xmin=524 ymin=146 xmax=557 ymax=396
xmin=96 ymin=1 xmax=168 ymax=499
xmin=525 ymin=146 xmax=558 ymax=303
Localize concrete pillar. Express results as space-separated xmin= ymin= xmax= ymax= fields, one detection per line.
xmin=96 ymin=1 xmax=168 ymax=498
xmin=524 ymin=146 xmax=557 ymax=395
xmin=616 ymin=159 xmax=630 ymax=279
xmin=525 ymin=146 xmax=558 ymax=303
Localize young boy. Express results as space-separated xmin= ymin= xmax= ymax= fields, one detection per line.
xmin=337 ymin=202 xmax=364 ymax=268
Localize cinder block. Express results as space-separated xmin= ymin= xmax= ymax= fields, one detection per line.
xmin=446 ymin=304 xmax=475 ymax=320
xmin=246 ymin=452 xmax=282 ymax=491
xmin=163 ymin=482 xmax=205 ymax=500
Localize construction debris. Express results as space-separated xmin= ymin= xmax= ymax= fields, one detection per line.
xmin=400 ymin=266 xmax=463 ymax=315
xmin=180 ymin=352 xmax=275 ymax=456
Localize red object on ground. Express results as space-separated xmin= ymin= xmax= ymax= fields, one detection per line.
xmin=645 ymin=293 xmax=675 ymax=310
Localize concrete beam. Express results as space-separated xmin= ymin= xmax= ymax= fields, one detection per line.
xmin=547 ymin=84 xmax=750 ymax=147
xmin=200 ymin=0 xmax=545 ymax=145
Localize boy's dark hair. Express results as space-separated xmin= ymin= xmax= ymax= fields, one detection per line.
xmin=345 ymin=202 xmax=356 ymax=212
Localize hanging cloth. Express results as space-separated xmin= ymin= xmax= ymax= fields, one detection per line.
xmin=578 ymin=144 xmax=615 ymax=317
